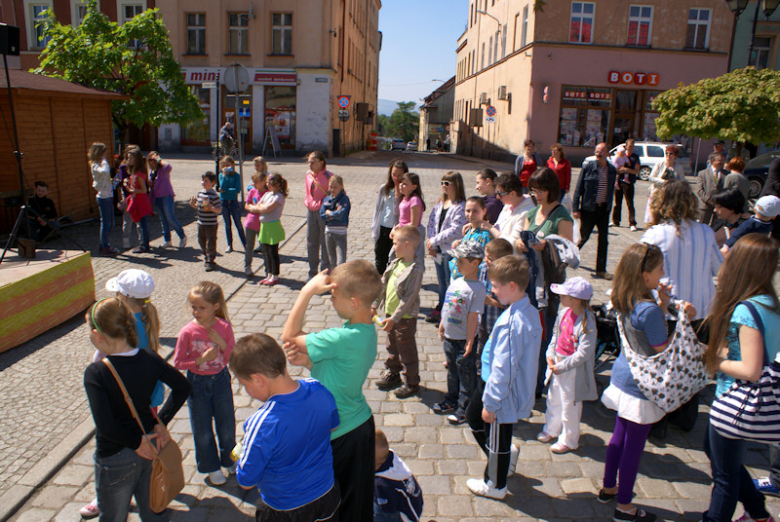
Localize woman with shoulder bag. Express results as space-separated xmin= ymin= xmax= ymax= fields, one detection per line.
xmin=701 ymin=234 xmax=780 ymax=522
xmin=84 ymin=298 xmax=191 ymax=521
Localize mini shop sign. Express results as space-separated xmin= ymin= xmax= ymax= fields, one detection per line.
xmin=607 ymin=71 xmax=660 ymax=86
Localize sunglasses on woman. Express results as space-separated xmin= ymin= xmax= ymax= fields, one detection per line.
xmin=441 ymin=181 xmax=451 ymax=187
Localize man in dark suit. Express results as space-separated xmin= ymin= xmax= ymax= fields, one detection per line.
xmin=573 ymin=142 xmax=618 ymax=280
xmin=760 ymin=156 xmax=780 ymax=240
xmin=696 ymin=152 xmax=727 ymax=226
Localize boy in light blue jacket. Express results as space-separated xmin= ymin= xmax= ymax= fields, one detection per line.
xmin=465 ymin=255 xmax=542 ymax=500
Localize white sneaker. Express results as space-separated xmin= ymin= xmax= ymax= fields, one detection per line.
xmin=160 ymin=241 xmax=173 ymax=248
xmin=630 ymin=225 xmax=637 ymax=232
xmin=225 ymin=246 xmax=233 ymax=253
xmin=208 ymin=470 xmax=227 ymax=485
xmin=225 ymin=463 xmax=237 ymax=475
xmin=506 ymin=444 xmax=519 ymax=477
xmin=178 ymin=236 xmax=187 ymax=248
xmin=466 ymin=478 xmax=507 ymax=499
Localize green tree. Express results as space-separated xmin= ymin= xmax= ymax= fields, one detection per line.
xmin=652 ymin=67 xmax=780 ymax=149
xmin=385 ymin=101 xmax=419 ymax=143
xmin=33 ymin=0 xmax=202 ymax=147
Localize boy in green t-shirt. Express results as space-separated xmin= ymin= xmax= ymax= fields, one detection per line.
xmin=283 ymin=259 xmax=382 ymax=522
xmin=373 ymin=225 xmax=424 ymax=399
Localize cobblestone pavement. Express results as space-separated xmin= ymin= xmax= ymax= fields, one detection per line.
xmin=4 ymin=151 xmax=778 ymax=522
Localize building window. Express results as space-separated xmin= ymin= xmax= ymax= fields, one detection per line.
xmin=488 ymin=35 xmax=493 ymax=64
xmin=521 ymin=5 xmax=528 ymax=48
xmin=557 ymin=85 xmax=612 ymax=147
xmin=25 ymin=0 xmax=53 ymax=48
xmin=481 ymin=42 xmax=485 ymax=69
xmin=71 ymin=0 xmax=97 ymax=26
xmin=569 ymin=2 xmax=594 ymax=44
xmin=228 ymin=13 xmax=249 ymax=55
xmin=118 ymin=1 xmax=143 ymax=24
xmin=186 ymin=13 xmax=206 ymax=55
xmin=686 ymin=8 xmax=710 ymax=50
xmin=493 ymin=30 xmax=499 ymax=63
xmin=272 ymin=13 xmax=292 ymax=55
xmin=627 ymin=5 xmax=652 ymax=46
xmin=749 ymin=36 xmax=772 ymax=69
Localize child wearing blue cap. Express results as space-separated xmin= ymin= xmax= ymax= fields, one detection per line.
xmin=537 ymin=276 xmax=598 ymax=454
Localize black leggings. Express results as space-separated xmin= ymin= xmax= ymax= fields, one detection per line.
xmin=375 ymin=226 xmax=393 ymax=275
xmin=261 ymin=243 xmax=280 ymax=276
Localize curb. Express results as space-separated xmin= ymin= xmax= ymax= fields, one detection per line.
xmin=0 ymin=219 xmax=306 ymax=522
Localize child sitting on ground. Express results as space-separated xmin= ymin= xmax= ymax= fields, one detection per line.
xmin=374 ymin=428 xmax=424 ymax=522
xmin=434 ymin=241 xmax=487 ymax=425
xmin=537 ymin=277 xmax=598 ymax=454
xmin=374 ymin=225 xmax=425 ymax=398
xmin=230 ymin=333 xmax=340 ymax=521
xmin=283 ymin=260 xmax=383 ymax=522
xmin=465 ymin=255 xmax=542 ymax=500
xmin=721 ymin=194 xmax=780 ymax=255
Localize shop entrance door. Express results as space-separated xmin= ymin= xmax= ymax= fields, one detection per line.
xmin=611 ymin=90 xmax=637 ymax=146
xmin=221 ymin=88 xmax=252 ymax=153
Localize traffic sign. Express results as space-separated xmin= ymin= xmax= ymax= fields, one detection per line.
xmin=486 ymin=105 xmax=496 ymax=117
xmin=224 ymin=64 xmax=249 ymax=93
xmin=239 ymin=108 xmax=250 ymax=117
xmin=337 ymin=95 xmax=350 ymax=109
xmin=485 ymin=116 xmax=496 ymax=123
xmin=338 ymin=109 xmax=350 ymax=121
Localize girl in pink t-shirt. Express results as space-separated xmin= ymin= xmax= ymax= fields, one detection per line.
xmin=243 ymin=171 xmax=268 ymax=276
xmin=538 ymin=277 xmax=597 ymax=454
xmin=396 ymin=172 xmax=425 ymax=228
xmin=173 ymin=282 xmax=236 ymax=486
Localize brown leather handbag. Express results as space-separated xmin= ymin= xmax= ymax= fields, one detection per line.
xmin=103 ymin=359 xmax=184 ymax=513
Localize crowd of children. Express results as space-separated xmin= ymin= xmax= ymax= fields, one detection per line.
xmin=77 ymin=150 xmax=780 ymax=522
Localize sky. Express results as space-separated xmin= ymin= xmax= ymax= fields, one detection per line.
xmin=377 ymin=0 xmax=469 ymax=105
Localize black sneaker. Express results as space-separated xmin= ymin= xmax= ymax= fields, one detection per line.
xmin=613 ymin=508 xmax=657 ymax=522
xmin=597 ymin=489 xmax=618 ymax=504
xmin=432 ymin=401 xmax=455 ymax=414
xmin=394 ymin=384 xmax=419 ymax=399
xmin=377 ymin=371 xmax=402 ymax=390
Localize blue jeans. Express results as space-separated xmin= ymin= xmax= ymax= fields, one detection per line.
xmin=97 ymin=197 xmax=114 ymax=248
xmin=221 ymin=199 xmax=246 ymax=247
xmin=186 ymin=368 xmax=236 ymax=473
xmin=434 ymin=252 xmax=453 ymax=309
xmin=138 ymin=215 xmax=150 ymax=249
xmin=703 ymin=418 xmax=770 ymax=521
xmin=94 ymin=447 xmax=169 ymax=522
xmin=154 ymin=196 xmax=185 ymax=242
xmin=443 ymin=338 xmax=475 ymax=411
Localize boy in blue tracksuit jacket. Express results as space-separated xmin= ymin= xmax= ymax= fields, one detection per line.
xmin=319 ymin=175 xmax=351 ymax=267
xmin=464 ymin=255 xmax=542 ymax=500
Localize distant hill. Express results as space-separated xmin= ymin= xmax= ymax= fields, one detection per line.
xmin=378 ymin=99 xmax=422 ymax=116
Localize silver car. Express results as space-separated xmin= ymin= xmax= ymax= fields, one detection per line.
xmin=582 ymin=142 xmax=692 ymax=180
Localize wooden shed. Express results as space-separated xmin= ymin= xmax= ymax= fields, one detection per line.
xmin=0 ymin=68 xmax=122 ymax=234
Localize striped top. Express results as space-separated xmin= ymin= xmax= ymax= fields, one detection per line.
xmin=195 ymin=188 xmax=222 ymax=226
xmin=595 ymin=165 xmax=609 ymax=204
xmin=641 ymin=219 xmax=723 ymax=320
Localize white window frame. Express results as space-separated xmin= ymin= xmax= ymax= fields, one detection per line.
xmin=271 ymin=12 xmax=293 ymax=55
xmin=24 ymin=0 xmax=53 ymax=49
xmin=686 ymin=8 xmax=711 ymax=50
xmin=186 ymin=12 xmax=206 ymax=55
xmin=227 ymin=12 xmax=249 ymax=55
xmin=627 ymin=5 xmax=653 ymax=47
xmin=569 ymin=1 xmax=595 ymax=45
xmin=117 ymin=0 xmax=144 ymax=25
xmin=71 ymin=0 xmax=98 ymax=27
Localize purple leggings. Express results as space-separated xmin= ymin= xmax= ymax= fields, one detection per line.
xmin=603 ymin=414 xmax=652 ymax=504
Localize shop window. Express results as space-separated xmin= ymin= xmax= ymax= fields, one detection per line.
xmin=569 ymin=2 xmax=594 ymax=44
xmin=182 ymin=86 xmax=211 ymax=145
xmin=25 ymin=0 xmax=53 ymax=49
xmin=627 ymin=5 xmax=652 ymax=47
xmin=186 ymin=13 xmax=206 ymax=55
xmin=686 ymin=8 xmax=710 ymax=50
xmin=265 ymin=86 xmax=296 ymax=148
xmin=642 ymin=91 xmax=662 ymax=141
xmin=557 ymin=85 xmax=612 ymax=147
xmin=228 ymin=13 xmax=249 ymax=55
xmin=749 ymin=36 xmax=772 ymax=70
xmin=272 ymin=13 xmax=292 ymax=55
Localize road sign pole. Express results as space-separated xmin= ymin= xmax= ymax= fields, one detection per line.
xmin=232 ymin=63 xmax=245 ymax=201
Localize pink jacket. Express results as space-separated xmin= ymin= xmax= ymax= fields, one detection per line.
xmin=304 ymin=169 xmax=332 ymax=212
xmin=173 ymin=318 xmax=235 ymax=375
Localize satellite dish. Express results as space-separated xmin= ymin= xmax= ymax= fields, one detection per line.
xmin=224 ymin=64 xmax=249 ymax=93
